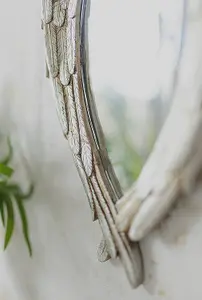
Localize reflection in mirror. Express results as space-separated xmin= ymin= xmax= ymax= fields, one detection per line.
xmin=86 ymin=0 xmax=185 ymax=190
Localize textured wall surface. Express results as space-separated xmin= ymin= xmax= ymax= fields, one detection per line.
xmin=0 ymin=0 xmax=202 ymax=299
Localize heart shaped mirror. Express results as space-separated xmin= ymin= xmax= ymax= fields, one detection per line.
xmin=42 ymin=0 xmax=186 ymax=288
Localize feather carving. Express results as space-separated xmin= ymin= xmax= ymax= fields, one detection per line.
xmin=42 ymin=0 xmax=53 ymax=24
xmin=67 ymin=17 xmax=76 ymax=74
xmin=53 ymin=1 xmax=66 ymax=27
xmin=57 ymin=24 xmax=71 ymax=85
xmin=53 ymin=78 xmax=69 ymax=136
xmin=97 ymin=238 xmax=110 ymax=262
xmin=65 ymin=82 xmax=80 ymax=154
xmin=74 ymin=155 xmax=97 ymax=221
xmin=73 ymin=74 xmax=93 ymax=176
xmin=68 ymin=0 xmax=78 ymax=18
xmin=60 ymin=0 xmax=69 ymax=9
xmin=91 ymin=176 xmax=117 ymax=259
xmin=42 ymin=0 xmax=143 ymax=288
xmin=44 ymin=23 xmax=58 ymax=78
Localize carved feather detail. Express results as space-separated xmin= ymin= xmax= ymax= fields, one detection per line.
xmin=45 ymin=60 xmax=50 ymax=78
xmin=73 ymin=155 xmax=97 ymax=221
xmin=44 ymin=23 xmax=58 ymax=78
xmin=67 ymin=17 xmax=76 ymax=75
xmin=53 ymin=78 xmax=69 ymax=136
xmin=60 ymin=0 xmax=69 ymax=9
xmin=81 ymin=143 xmax=93 ymax=177
xmin=73 ymin=74 xmax=93 ymax=177
xmin=68 ymin=0 xmax=78 ymax=18
xmin=92 ymin=164 xmax=143 ymax=287
xmin=66 ymin=82 xmax=80 ymax=154
xmin=42 ymin=0 xmax=53 ymax=24
xmin=59 ymin=58 xmax=71 ymax=85
xmin=42 ymin=0 xmax=143 ymax=288
xmin=91 ymin=176 xmax=117 ymax=259
xmin=53 ymin=1 xmax=66 ymax=27
xmin=97 ymin=238 xmax=110 ymax=262
xmin=57 ymin=24 xmax=71 ymax=86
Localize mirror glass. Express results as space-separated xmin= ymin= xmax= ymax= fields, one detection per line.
xmin=87 ymin=0 xmax=184 ymax=190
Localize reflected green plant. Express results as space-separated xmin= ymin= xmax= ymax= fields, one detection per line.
xmin=104 ymin=90 xmax=156 ymax=190
xmin=0 ymin=138 xmax=33 ymax=255
xmin=106 ymin=129 xmax=144 ymax=189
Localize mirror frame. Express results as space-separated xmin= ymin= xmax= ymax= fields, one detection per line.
xmin=42 ymin=0 xmax=143 ymax=288
xmin=42 ymin=0 xmax=202 ymax=290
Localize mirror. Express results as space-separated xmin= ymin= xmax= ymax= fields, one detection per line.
xmin=86 ymin=0 xmax=185 ymax=190
xmin=42 ymin=0 xmax=186 ymax=288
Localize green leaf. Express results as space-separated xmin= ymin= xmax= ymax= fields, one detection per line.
xmin=131 ymin=157 xmax=143 ymax=180
xmin=0 ymin=184 xmax=21 ymax=195
xmin=19 ymin=184 xmax=34 ymax=201
xmin=15 ymin=197 xmax=32 ymax=256
xmin=0 ymin=201 xmax=5 ymax=227
xmin=5 ymin=183 xmax=34 ymax=201
xmin=4 ymin=196 xmax=15 ymax=250
xmin=0 ymin=164 xmax=13 ymax=178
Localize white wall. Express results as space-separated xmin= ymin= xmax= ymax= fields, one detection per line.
xmin=0 ymin=0 xmax=202 ymax=299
